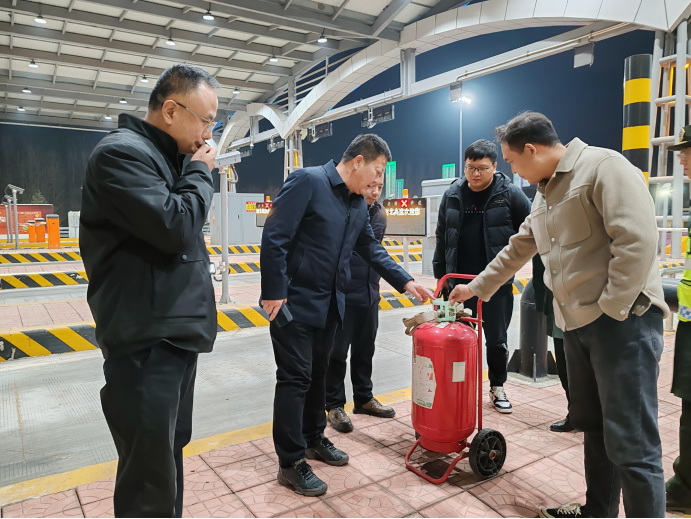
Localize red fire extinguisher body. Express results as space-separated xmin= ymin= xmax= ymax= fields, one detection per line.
xmin=411 ymin=320 xmax=477 ymax=453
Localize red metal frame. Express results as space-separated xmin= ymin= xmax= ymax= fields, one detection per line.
xmin=405 ymin=273 xmax=483 ymax=484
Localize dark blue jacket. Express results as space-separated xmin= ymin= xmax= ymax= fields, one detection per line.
xmin=260 ymin=161 xmax=412 ymax=328
xmin=345 ymin=201 xmax=386 ymax=307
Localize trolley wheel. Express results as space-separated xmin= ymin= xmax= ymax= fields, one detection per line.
xmin=415 ymin=431 xmax=420 ymax=440
xmin=469 ymin=428 xmax=506 ymax=478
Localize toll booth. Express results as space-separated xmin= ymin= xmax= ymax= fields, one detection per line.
xmin=421 ymin=178 xmax=457 ymax=276
xmin=209 ymin=193 xmax=265 ymax=246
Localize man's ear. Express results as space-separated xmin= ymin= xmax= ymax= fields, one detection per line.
xmin=525 ymin=143 xmax=537 ymax=158
xmin=161 ymin=99 xmax=176 ymax=125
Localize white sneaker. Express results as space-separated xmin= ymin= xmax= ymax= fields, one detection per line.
xmin=489 ymin=386 xmax=513 ymax=414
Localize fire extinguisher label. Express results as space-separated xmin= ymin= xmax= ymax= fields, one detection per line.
xmin=412 ymin=355 xmax=436 ymax=409
xmin=452 ymin=361 xmax=466 ymax=382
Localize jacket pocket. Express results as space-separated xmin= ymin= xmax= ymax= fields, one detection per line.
xmin=530 ymin=206 xmax=550 ymax=255
xmin=152 ymin=257 xmax=208 ymax=319
xmin=556 ymin=194 xmax=592 ymax=246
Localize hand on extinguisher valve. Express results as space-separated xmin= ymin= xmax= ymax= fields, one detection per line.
xmin=404 ymin=281 xmax=435 ymax=303
xmin=449 ymin=284 xmax=475 ymax=305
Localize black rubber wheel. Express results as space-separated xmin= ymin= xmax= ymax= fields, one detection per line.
xmin=415 ymin=431 xmax=420 ymax=440
xmin=469 ymin=428 xmax=506 ymax=478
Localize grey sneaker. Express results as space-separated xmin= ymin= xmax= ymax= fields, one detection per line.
xmin=327 ymin=407 xmax=354 ymax=432
xmin=489 ymin=386 xmax=513 ymax=414
xmin=277 ymin=459 xmax=327 ymax=496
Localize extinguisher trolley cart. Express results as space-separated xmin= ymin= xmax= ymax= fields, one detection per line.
xmin=405 ymin=273 xmax=507 ymax=484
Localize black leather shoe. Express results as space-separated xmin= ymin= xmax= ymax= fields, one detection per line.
xmin=550 ymin=418 xmax=575 ymax=433
xmin=327 ymin=407 xmax=354 ymax=432
xmin=667 ymin=491 xmax=691 ymax=514
xmin=277 ymin=459 xmax=327 ymax=496
xmin=305 ymin=436 xmax=349 ymax=466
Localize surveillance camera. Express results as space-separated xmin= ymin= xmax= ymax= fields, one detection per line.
xmin=7 ymin=184 xmax=25 ymax=194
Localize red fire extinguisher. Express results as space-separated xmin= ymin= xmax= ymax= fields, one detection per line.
xmin=405 ymin=273 xmax=507 ymax=484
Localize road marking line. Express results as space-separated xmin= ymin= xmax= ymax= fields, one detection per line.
xmin=48 ymin=328 xmax=97 ymax=352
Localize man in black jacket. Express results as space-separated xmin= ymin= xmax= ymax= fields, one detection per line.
xmin=261 ymin=134 xmax=433 ymax=496
xmin=80 ymin=64 xmax=219 ymax=517
xmin=433 ymin=139 xmax=531 ymax=414
xmin=324 ymin=178 xmax=395 ymax=433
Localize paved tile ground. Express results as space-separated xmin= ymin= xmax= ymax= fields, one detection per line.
xmin=1 ymin=334 xmax=684 ymax=518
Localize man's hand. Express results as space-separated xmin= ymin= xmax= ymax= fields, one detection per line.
xmin=404 ymin=281 xmax=435 ymax=303
xmin=449 ymin=284 xmax=475 ymax=305
xmin=262 ymin=299 xmax=287 ymax=321
xmin=192 ymin=144 xmax=217 ymax=172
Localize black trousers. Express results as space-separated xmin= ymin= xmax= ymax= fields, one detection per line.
xmin=667 ymin=398 xmax=691 ymax=501
xmin=463 ymin=283 xmax=513 ymax=387
xmin=270 ymin=310 xmax=340 ymax=467
xmin=564 ymin=308 xmax=665 ymax=518
xmin=325 ymin=301 xmax=379 ymax=410
xmin=553 ymin=337 xmax=571 ymax=416
xmin=101 ymin=342 xmax=197 ymax=518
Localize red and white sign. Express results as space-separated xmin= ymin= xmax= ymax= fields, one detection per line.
xmin=0 ymin=204 xmax=55 ymax=235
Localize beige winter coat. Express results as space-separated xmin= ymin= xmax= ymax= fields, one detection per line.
xmin=468 ymin=138 xmax=669 ymax=331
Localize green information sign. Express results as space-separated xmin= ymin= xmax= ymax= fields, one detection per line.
xmin=442 ymin=163 xmax=456 ymax=179
xmin=386 ymin=161 xmax=397 ymax=199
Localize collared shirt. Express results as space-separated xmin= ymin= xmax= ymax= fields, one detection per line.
xmin=469 ymin=138 xmax=669 ymax=331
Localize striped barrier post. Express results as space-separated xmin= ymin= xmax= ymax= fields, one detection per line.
xmin=623 ymin=54 xmax=653 ymax=183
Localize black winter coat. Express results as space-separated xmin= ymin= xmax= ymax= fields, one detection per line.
xmin=80 ymin=114 xmax=217 ymax=359
xmin=345 ymin=201 xmax=386 ymax=307
xmin=433 ymin=172 xmax=531 ymax=286
xmin=260 ymin=161 xmax=412 ymax=328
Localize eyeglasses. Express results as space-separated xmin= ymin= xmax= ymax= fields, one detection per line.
xmin=172 ymin=100 xmax=217 ymax=131
xmin=464 ymin=165 xmax=493 ymax=174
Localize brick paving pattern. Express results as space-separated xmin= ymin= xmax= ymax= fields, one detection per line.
xmin=1 ymin=334 xmax=684 ymax=518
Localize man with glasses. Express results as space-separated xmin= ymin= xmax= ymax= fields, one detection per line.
xmin=81 ymin=64 xmax=219 ymax=517
xmin=433 ymin=139 xmax=531 ymax=413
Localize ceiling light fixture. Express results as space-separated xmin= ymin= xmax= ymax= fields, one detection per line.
xmin=317 ymin=31 xmax=327 ymax=43
xmin=17 ymin=106 xmax=25 ymax=112
xmin=28 ymin=59 xmax=39 ymax=68
xmin=166 ymin=37 xmax=175 ymax=46
xmin=233 ymin=87 xmax=240 ymax=94
xmin=203 ymin=4 xmax=214 ymax=20
xmin=22 ymin=87 xmax=31 ymax=93
xmin=119 ymin=98 xmax=127 ymax=104
xmin=34 ymin=14 xmax=47 ymax=24
xmin=140 ymin=75 xmax=149 ymax=83
xmin=269 ymin=55 xmax=278 ymax=63
xmin=104 ymin=115 xmax=112 ymax=120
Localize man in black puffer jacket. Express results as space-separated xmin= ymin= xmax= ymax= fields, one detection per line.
xmin=324 ymin=178 xmax=393 ymax=432
xmin=433 ymin=139 xmax=530 ymax=414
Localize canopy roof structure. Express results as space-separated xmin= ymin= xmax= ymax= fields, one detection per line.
xmin=0 ymin=0 xmax=689 ymax=132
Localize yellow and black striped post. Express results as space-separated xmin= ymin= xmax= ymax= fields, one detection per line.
xmin=623 ymin=54 xmax=653 ymax=182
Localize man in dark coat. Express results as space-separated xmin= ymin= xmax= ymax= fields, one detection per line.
xmin=325 ymin=177 xmax=395 ymax=433
xmin=261 ymin=134 xmax=433 ymax=496
xmin=433 ymin=139 xmax=531 ymax=414
xmin=80 ymin=64 xmax=219 ymax=517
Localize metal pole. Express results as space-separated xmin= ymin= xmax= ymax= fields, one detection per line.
xmin=403 ymin=236 xmax=409 ymax=273
xmin=650 ymin=30 xmax=665 ymax=176
xmin=219 ymin=167 xmax=230 ymax=304
xmin=12 ymin=190 xmax=19 ymax=250
xmin=672 ymin=21 xmax=688 ymax=258
xmin=4 ymin=202 xmax=11 ymax=243
xmin=459 ymin=107 xmax=464 ymax=179
xmin=662 ymin=187 xmax=670 ymax=260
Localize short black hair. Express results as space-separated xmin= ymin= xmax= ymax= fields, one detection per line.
xmin=495 ymin=111 xmax=561 ymax=152
xmin=464 ymin=139 xmax=498 ymax=163
xmin=342 ymin=134 xmax=393 ymax=163
xmin=149 ymin=64 xmax=221 ymax=111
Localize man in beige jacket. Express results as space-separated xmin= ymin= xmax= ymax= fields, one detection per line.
xmin=450 ymin=112 xmax=668 ymax=518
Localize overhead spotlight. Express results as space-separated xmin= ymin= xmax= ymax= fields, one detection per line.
xmin=317 ymin=31 xmax=327 ymax=43
xmin=34 ymin=14 xmax=47 ymax=24
xmin=28 ymin=59 xmax=39 ymax=68
xmin=233 ymin=87 xmax=240 ymax=95
xmin=22 ymin=87 xmax=31 ymax=93
xmin=104 ymin=115 xmax=112 ymax=120
xmin=140 ymin=75 xmax=149 ymax=83
xmin=166 ymin=37 xmax=175 ymax=46
xmin=119 ymin=98 xmax=127 ymax=104
xmin=269 ymin=55 xmax=278 ymax=63
xmin=17 ymin=106 xmax=25 ymax=112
